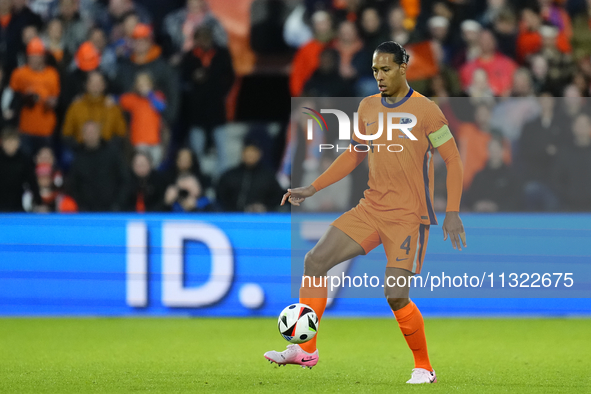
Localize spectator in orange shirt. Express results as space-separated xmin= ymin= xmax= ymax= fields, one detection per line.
xmin=7 ymin=37 xmax=60 ymax=155
xmin=113 ymin=23 xmax=178 ymax=125
xmin=290 ymin=10 xmax=335 ymax=97
xmin=119 ymin=72 xmax=166 ymax=166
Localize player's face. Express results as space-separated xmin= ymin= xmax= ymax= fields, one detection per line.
xmin=372 ymin=52 xmax=406 ymax=97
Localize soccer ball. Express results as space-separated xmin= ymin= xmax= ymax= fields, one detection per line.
xmin=277 ymin=303 xmax=319 ymax=344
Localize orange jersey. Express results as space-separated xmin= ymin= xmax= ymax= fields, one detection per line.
xmin=119 ymin=92 xmax=163 ymax=146
xmin=9 ymin=65 xmax=60 ymax=137
xmin=313 ymin=89 xmax=453 ymax=225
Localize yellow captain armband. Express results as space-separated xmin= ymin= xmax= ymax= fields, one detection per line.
xmin=428 ymin=124 xmax=453 ymax=148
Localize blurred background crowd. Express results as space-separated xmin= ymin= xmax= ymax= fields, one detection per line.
xmin=0 ymin=0 xmax=590 ymax=214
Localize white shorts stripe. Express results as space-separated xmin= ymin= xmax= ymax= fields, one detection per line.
xmin=411 ymin=228 xmax=421 ymax=273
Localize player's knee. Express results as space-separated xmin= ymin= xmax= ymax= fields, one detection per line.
xmin=304 ymin=249 xmax=330 ymax=276
xmin=386 ymin=297 xmax=410 ymax=311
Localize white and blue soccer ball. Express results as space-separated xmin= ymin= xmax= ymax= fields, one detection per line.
xmin=277 ymin=303 xmax=319 ymax=344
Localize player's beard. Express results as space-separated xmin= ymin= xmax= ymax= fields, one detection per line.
xmin=380 ymin=92 xmax=390 ymax=97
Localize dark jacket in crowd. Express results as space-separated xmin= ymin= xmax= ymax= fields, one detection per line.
xmin=60 ymin=68 xmax=91 ymax=116
xmin=180 ymin=44 xmax=234 ymax=129
xmin=552 ymin=144 xmax=591 ymax=211
xmin=125 ymin=170 xmax=166 ymax=212
xmin=250 ymin=0 xmax=291 ymax=55
xmin=67 ymin=142 xmax=129 ymax=211
xmin=114 ymin=45 xmax=179 ymax=124
xmin=519 ymin=115 xmax=563 ymax=184
xmin=0 ymin=6 xmax=43 ymax=78
xmin=217 ymin=162 xmax=283 ymax=212
xmin=0 ymin=148 xmax=39 ymax=212
xmin=304 ymin=69 xmax=354 ymax=97
xmin=465 ymin=164 xmax=518 ymax=211
xmin=164 ymin=162 xmax=211 ymax=193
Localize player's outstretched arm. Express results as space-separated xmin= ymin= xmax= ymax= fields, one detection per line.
xmin=433 ymin=131 xmax=467 ymax=250
xmin=311 ymin=149 xmax=367 ymax=192
xmin=281 ymin=148 xmax=366 ymax=206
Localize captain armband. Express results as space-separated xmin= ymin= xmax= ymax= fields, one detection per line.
xmin=428 ymin=125 xmax=453 ymax=148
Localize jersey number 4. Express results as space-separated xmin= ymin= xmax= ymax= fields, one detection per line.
xmin=400 ymin=236 xmax=411 ymax=255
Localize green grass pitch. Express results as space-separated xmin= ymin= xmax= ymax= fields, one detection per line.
xmin=1 ymin=317 xmax=590 ymax=393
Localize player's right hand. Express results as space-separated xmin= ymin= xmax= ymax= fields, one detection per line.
xmin=280 ymin=185 xmax=317 ymax=206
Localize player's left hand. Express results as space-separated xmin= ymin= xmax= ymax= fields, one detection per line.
xmin=280 ymin=185 xmax=316 ymax=206
xmin=442 ymin=211 xmax=467 ymax=251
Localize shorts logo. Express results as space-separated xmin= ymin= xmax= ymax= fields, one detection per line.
xmin=395 ymin=257 xmax=409 ymax=262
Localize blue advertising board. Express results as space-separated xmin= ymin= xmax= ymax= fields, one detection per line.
xmin=1 ymin=213 xmax=590 ymax=317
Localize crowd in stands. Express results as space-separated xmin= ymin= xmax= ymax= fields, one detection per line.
xmin=0 ymin=0 xmax=590 ymax=213
xmin=283 ymin=0 xmax=591 ymax=212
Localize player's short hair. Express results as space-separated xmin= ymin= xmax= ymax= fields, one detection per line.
xmin=374 ymin=41 xmax=410 ymax=65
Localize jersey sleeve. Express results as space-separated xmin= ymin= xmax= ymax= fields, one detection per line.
xmin=311 ymin=149 xmax=366 ymax=192
xmin=423 ymin=101 xmax=449 ymax=140
xmin=311 ymin=100 xmax=368 ymax=192
xmin=437 ymin=138 xmax=463 ymax=212
xmin=119 ymin=93 xmax=136 ymax=111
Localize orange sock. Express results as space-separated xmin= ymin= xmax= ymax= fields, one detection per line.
xmin=299 ymin=277 xmax=327 ymax=353
xmin=393 ymin=301 xmax=432 ymax=371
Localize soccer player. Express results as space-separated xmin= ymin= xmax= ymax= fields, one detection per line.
xmin=264 ymin=41 xmax=466 ymax=384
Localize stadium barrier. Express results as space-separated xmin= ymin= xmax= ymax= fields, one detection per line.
xmin=1 ymin=213 xmax=590 ymax=316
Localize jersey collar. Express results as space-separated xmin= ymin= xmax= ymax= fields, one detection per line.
xmin=381 ymin=87 xmax=414 ymax=108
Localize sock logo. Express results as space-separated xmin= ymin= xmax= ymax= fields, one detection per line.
xmin=404 ymin=329 xmax=419 ymax=337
